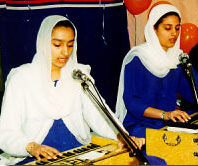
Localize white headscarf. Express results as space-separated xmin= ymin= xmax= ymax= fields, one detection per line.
xmin=115 ymin=4 xmax=183 ymax=122
xmin=29 ymin=15 xmax=90 ymax=119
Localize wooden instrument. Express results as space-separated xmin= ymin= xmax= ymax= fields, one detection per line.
xmin=25 ymin=136 xmax=140 ymax=165
xmin=80 ymin=81 xmax=149 ymax=165
xmin=146 ymin=112 xmax=198 ymax=165
xmin=26 ymin=77 xmax=149 ymax=165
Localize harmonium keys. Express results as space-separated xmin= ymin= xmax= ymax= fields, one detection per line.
xmin=26 ymin=142 xmax=107 ymax=165
xmin=169 ymin=112 xmax=198 ymax=129
xmin=25 ymin=136 xmax=139 ymax=165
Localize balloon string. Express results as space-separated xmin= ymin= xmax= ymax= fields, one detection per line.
xmin=24 ymin=0 xmax=31 ymax=22
xmin=59 ymin=0 xmax=69 ymax=18
xmin=100 ymin=0 xmax=107 ymax=45
xmin=135 ymin=16 xmax=136 ymax=46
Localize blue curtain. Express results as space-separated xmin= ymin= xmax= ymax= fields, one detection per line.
xmin=0 ymin=1 xmax=130 ymax=110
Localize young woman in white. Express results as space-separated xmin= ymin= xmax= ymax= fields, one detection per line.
xmin=0 ymin=15 xmax=145 ymax=165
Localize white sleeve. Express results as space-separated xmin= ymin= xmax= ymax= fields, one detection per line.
xmin=0 ymin=70 xmax=31 ymax=157
xmin=81 ymin=84 xmax=126 ymax=141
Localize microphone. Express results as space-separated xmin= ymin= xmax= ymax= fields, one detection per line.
xmin=179 ymin=53 xmax=191 ymax=65
xmin=72 ymin=69 xmax=91 ymax=82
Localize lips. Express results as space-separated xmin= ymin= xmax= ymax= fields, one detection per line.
xmin=169 ymin=38 xmax=176 ymax=43
xmin=58 ymin=58 xmax=67 ymax=63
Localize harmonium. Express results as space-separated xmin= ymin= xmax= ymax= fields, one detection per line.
xmin=25 ymin=136 xmax=140 ymax=165
xmin=146 ymin=112 xmax=198 ymax=165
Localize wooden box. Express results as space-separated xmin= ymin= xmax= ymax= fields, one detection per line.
xmin=146 ymin=128 xmax=198 ymax=165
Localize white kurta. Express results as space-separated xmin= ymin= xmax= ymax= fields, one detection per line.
xmin=0 ymin=64 xmax=119 ymax=156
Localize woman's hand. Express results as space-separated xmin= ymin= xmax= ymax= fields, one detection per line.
xmin=117 ymin=133 xmax=145 ymax=150
xmin=130 ymin=136 xmax=145 ymax=149
xmin=164 ymin=110 xmax=191 ymax=122
xmin=26 ymin=142 xmax=62 ymax=160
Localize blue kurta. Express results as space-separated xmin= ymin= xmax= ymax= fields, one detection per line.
xmin=123 ymin=56 xmax=196 ymax=138
xmin=43 ymin=80 xmax=82 ymax=150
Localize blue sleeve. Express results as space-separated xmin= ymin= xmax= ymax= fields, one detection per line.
xmin=123 ymin=57 xmax=148 ymax=119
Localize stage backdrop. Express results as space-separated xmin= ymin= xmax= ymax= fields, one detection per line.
xmin=0 ymin=0 xmax=130 ymax=110
xmin=127 ymin=0 xmax=198 ymax=48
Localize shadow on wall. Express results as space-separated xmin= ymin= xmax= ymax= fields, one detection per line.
xmin=0 ymin=49 xmax=3 ymax=153
xmin=0 ymin=49 xmax=4 ymax=113
xmin=0 ymin=91 xmax=3 ymax=113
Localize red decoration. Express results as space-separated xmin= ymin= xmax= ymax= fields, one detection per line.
xmin=124 ymin=0 xmax=152 ymax=15
xmin=180 ymin=23 xmax=198 ymax=54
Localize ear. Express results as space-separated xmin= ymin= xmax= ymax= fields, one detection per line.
xmin=153 ymin=26 xmax=157 ymax=35
xmin=153 ymin=26 xmax=157 ymax=34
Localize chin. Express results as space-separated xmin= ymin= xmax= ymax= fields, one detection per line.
xmin=58 ymin=62 xmax=67 ymax=67
xmin=168 ymin=44 xmax=175 ymax=48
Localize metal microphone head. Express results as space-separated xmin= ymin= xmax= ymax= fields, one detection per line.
xmin=72 ymin=69 xmax=91 ymax=82
xmin=72 ymin=69 xmax=82 ymax=80
xmin=179 ymin=53 xmax=189 ymax=64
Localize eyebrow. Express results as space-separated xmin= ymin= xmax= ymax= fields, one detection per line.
xmin=163 ymin=24 xmax=181 ymax=26
xmin=52 ymin=39 xmax=75 ymax=43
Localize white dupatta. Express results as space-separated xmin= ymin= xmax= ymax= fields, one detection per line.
xmin=29 ymin=15 xmax=90 ymax=119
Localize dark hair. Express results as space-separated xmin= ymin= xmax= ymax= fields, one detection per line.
xmin=154 ymin=12 xmax=181 ymax=30
xmin=54 ymin=20 xmax=75 ymax=36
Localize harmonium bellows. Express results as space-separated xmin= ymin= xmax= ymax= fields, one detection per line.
xmin=146 ymin=112 xmax=198 ymax=166
xmin=25 ymin=136 xmax=139 ymax=165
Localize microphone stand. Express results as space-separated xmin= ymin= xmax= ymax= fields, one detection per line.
xmin=181 ymin=62 xmax=198 ymax=106
xmin=81 ymin=81 xmax=149 ymax=165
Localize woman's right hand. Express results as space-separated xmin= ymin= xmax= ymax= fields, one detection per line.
xmin=26 ymin=142 xmax=62 ymax=160
xmin=117 ymin=133 xmax=145 ymax=151
xmin=164 ymin=110 xmax=191 ymax=123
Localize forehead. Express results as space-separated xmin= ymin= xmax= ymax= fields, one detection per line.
xmin=161 ymin=15 xmax=180 ymax=25
xmin=51 ymin=26 xmax=75 ymax=39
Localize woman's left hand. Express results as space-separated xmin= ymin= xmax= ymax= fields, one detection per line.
xmin=165 ymin=110 xmax=191 ymax=122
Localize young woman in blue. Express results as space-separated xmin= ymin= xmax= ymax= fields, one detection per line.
xmin=116 ymin=4 xmax=197 ymax=139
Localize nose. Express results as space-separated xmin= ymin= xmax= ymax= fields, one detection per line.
xmin=62 ymin=46 xmax=68 ymax=56
xmin=171 ymin=28 xmax=177 ymax=36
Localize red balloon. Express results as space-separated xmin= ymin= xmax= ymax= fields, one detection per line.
xmin=180 ymin=23 xmax=198 ymax=54
xmin=124 ymin=0 xmax=152 ymax=15
xmin=147 ymin=1 xmax=172 ymax=19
